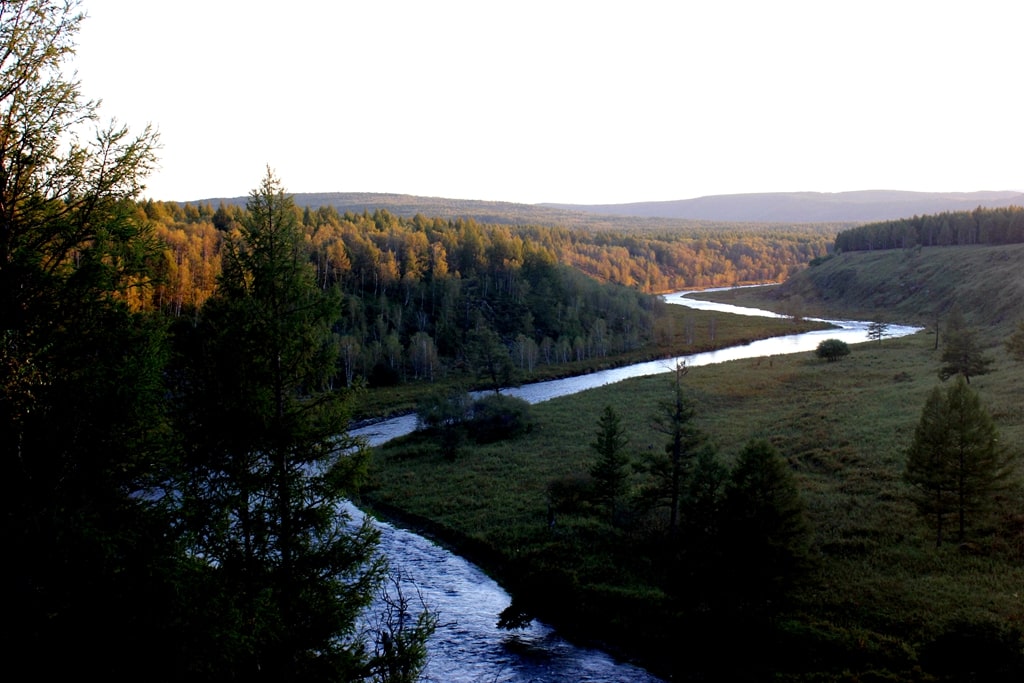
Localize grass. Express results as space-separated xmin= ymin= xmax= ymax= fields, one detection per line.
xmin=360 ymin=251 xmax=1024 ymax=680
xmin=699 ymin=243 xmax=1024 ymax=337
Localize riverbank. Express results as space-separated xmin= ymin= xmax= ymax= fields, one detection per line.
xmin=357 ymin=490 xmax=678 ymax=679
xmin=351 ymin=300 xmax=829 ymax=421
xmin=363 ymin=293 xmax=1024 ymax=681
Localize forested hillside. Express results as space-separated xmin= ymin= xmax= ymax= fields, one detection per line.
xmin=833 ymin=205 xmax=1024 ymax=251
xmin=200 ymin=190 xmax=1024 ymax=226
xmin=738 ymin=206 xmax=1024 ymax=335
xmin=143 ymin=199 xmax=830 ymax=391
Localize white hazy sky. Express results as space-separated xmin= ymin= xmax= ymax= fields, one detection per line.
xmin=73 ymin=0 xmax=1022 ymax=205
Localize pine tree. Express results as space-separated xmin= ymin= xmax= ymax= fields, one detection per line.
xmin=0 ymin=2 xmax=173 ymax=677
xmin=175 ymin=169 xmax=431 ymax=680
xmin=646 ymin=361 xmax=707 ymax=534
xmin=867 ymin=320 xmax=890 ymax=342
xmin=722 ymin=440 xmax=810 ymax=606
xmin=905 ymin=378 xmax=1014 ymax=545
xmin=904 ymin=385 xmax=956 ymax=546
xmin=589 ymin=405 xmax=631 ymax=523
xmin=1004 ymin=320 xmax=1024 ymax=361
xmin=467 ymin=322 xmax=515 ymax=393
xmin=938 ymin=306 xmax=992 ymax=383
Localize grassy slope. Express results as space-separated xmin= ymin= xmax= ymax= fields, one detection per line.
xmin=713 ymin=243 xmax=1024 ymax=336
xmin=362 ymin=244 xmax=1024 ymax=679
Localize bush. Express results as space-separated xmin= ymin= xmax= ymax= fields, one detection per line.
xmin=415 ymin=390 xmax=470 ymax=431
xmin=816 ymin=338 xmax=850 ymax=362
xmin=547 ymin=472 xmax=595 ymax=515
xmin=467 ymin=394 xmax=535 ymax=443
xmin=416 ymin=390 xmax=471 ymax=459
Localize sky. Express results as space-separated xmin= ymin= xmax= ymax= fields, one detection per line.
xmin=73 ymin=0 xmax=1022 ymax=205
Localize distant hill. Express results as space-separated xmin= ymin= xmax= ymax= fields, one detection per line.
xmin=188 ymin=190 xmax=1024 ymax=227
xmin=189 ymin=192 xmax=714 ymax=231
xmin=543 ymin=190 xmax=1024 ymax=223
xmin=186 ymin=192 xmax=848 ymax=233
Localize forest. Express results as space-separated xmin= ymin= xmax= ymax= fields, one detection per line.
xmin=144 ymin=199 xmax=830 ymax=394
xmin=833 ymin=205 xmax=1024 ymax=252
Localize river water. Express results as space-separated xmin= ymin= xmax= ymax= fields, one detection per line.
xmin=351 ymin=289 xmax=922 ymax=682
xmin=352 ymin=500 xmax=667 ymax=682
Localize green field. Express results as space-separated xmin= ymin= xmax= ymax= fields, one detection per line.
xmin=363 ymin=255 xmax=1024 ymax=680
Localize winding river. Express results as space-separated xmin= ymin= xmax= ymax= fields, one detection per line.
xmin=351 ymin=289 xmax=922 ymax=682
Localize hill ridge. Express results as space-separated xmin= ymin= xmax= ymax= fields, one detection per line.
xmin=543 ymin=190 xmax=1024 ymax=223
xmin=185 ymin=190 xmax=1023 ymax=226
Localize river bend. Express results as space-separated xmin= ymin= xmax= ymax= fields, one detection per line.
xmin=350 ymin=289 xmax=922 ymax=681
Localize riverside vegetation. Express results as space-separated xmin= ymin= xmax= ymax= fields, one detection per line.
xmin=7 ymin=2 xmax=1024 ymax=680
xmin=0 ymin=3 xmax=830 ymax=679
xmin=365 ymin=241 xmax=1024 ymax=681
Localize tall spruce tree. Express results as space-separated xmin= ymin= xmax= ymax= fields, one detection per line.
xmin=904 ymin=386 xmax=957 ymax=546
xmin=0 ymin=2 xmax=176 ymax=677
xmin=722 ymin=440 xmax=810 ymax=602
xmin=905 ymin=378 xmax=1014 ymax=545
xmin=589 ymin=405 xmax=631 ymax=523
xmin=938 ymin=305 xmax=992 ymax=384
xmin=173 ymin=170 xmax=424 ymax=680
xmin=645 ymin=361 xmax=707 ymax=534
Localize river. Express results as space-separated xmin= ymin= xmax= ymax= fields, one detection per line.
xmin=350 ymin=289 xmax=922 ymax=682
xmin=353 ymin=289 xmax=921 ymax=447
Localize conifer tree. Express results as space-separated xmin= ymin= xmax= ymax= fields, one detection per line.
xmin=0 ymin=2 xmax=173 ymax=677
xmin=1004 ymin=320 xmax=1024 ymax=361
xmin=905 ymin=378 xmax=1014 ymax=545
xmin=723 ymin=439 xmax=810 ymax=598
xmin=589 ymin=405 xmax=632 ymax=523
xmin=646 ymin=361 xmax=707 ymax=534
xmin=175 ymin=169 xmax=432 ymax=680
xmin=938 ymin=306 xmax=992 ymax=384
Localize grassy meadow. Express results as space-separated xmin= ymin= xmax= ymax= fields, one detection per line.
xmin=361 ymin=249 xmax=1024 ymax=680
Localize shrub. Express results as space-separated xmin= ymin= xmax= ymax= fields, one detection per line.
xmin=416 ymin=390 xmax=471 ymax=459
xmin=467 ymin=394 xmax=535 ymax=443
xmin=816 ymin=338 xmax=850 ymax=362
xmin=415 ymin=390 xmax=470 ymax=431
xmin=547 ymin=472 xmax=595 ymax=515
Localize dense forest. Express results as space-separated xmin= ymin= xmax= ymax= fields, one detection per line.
xmin=1 ymin=3 xmax=441 ymax=679
xmin=833 ymin=205 xmax=1024 ymax=252
xmin=145 ymin=200 xmax=830 ymax=390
